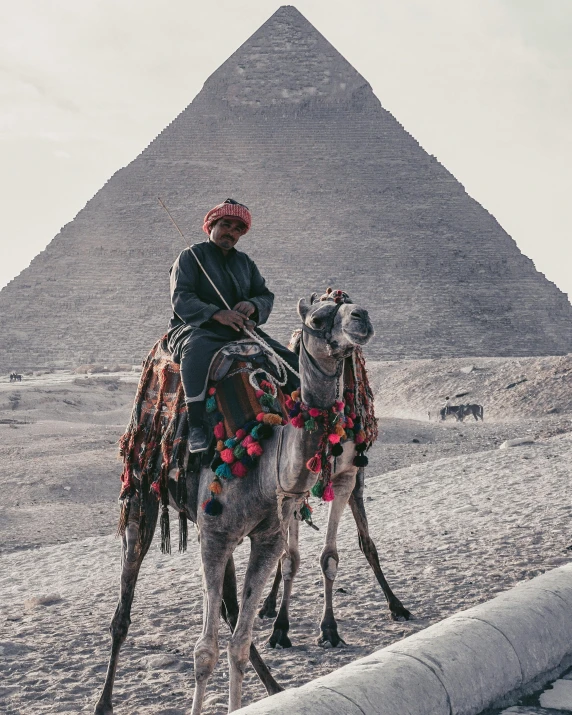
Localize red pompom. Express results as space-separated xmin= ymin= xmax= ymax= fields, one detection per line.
xmin=208 ymin=387 xmax=217 ymax=396
xmin=150 ymin=481 xmax=161 ymax=497
xmin=256 ymin=413 xmax=265 ymax=422
xmin=306 ymin=455 xmax=322 ymax=473
xmin=323 ymin=483 xmax=335 ymax=502
xmin=235 ymin=429 xmax=246 ymax=440
xmin=221 ymin=448 xmax=235 ymax=464
xmin=261 ymin=380 xmax=273 ymax=390
xmin=285 ymin=397 xmax=295 ymax=410
xmin=345 ymin=417 xmax=354 ymax=429
xmin=349 ymin=412 xmax=357 ymax=420
xmin=309 ymin=408 xmax=321 ymax=418
xmin=328 ymin=433 xmax=341 ymax=444
xmin=291 ymin=414 xmax=305 ymax=429
xmin=255 ymin=390 xmax=264 ymax=398
xmin=231 ymin=461 xmax=248 ymax=477
xmin=247 ymin=442 xmax=263 ymax=457
xmin=214 ymin=422 xmax=225 ymax=440
xmin=355 ymin=432 xmax=365 ymax=444
xmin=346 ymin=393 xmax=355 ymax=404
xmin=334 ymin=401 xmax=345 ymax=413
xmin=242 ymin=435 xmax=254 ymax=447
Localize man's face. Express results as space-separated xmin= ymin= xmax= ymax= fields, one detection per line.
xmin=209 ymin=217 xmax=248 ymax=252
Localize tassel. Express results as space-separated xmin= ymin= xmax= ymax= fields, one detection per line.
xmin=208 ymin=479 xmax=223 ymax=495
xmin=160 ymin=505 xmax=171 ymax=554
xmin=331 ymin=443 xmax=344 ymax=457
xmin=323 ymin=483 xmax=335 ymax=502
xmin=263 ymin=413 xmax=282 ymax=426
xmin=300 ymin=502 xmax=312 ymax=521
xmin=247 ymin=442 xmax=263 ymax=457
xmin=214 ymin=422 xmax=225 ymax=440
xmin=231 ymin=461 xmax=248 ymax=477
xmin=116 ymin=497 xmax=130 ymax=537
xmin=353 ymin=454 xmax=369 ymax=467
xmin=178 ymin=510 xmax=187 ymax=552
xmin=215 ymin=463 xmax=233 ymax=479
xmin=304 ymin=418 xmax=317 ymax=432
xmin=176 ymin=471 xmax=187 ymax=506
xmin=202 ymin=497 xmax=223 ymax=516
xmin=306 ymin=454 xmax=322 ymax=473
xmin=257 ymin=423 xmax=274 ymax=439
xmin=220 ymin=448 xmax=235 ymax=463
xmin=311 ymin=480 xmax=325 ymax=498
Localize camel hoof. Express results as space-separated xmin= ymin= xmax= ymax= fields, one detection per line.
xmin=268 ymin=629 xmax=292 ymax=648
xmin=390 ymin=605 xmax=412 ymax=621
xmin=317 ymin=629 xmax=346 ymax=648
xmin=258 ymin=600 xmax=278 ymax=619
xmin=94 ymin=699 xmax=113 ymax=715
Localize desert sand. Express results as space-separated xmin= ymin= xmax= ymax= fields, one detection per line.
xmin=0 ymin=355 xmax=571 ymax=714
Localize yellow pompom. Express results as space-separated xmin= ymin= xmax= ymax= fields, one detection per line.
xmin=263 ymin=413 xmax=283 ymax=425
xmin=335 ymin=422 xmax=346 ymax=437
xmin=291 ymin=390 xmax=301 ymax=401
xmin=209 ymin=480 xmax=223 ymax=495
xmin=216 ymin=440 xmax=224 ymax=452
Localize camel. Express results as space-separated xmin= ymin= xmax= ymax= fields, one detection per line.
xmin=95 ymin=292 xmax=379 ymax=714
xmin=258 ymin=333 xmax=411 ymax=649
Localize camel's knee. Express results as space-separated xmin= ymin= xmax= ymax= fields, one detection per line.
xmin=320 ymin=550 xmax=339 ymax=581
xmin=228 ymin=638 xmax=250 ymax=678
xmin=194 ymin=639 xmax=218 ymax=682
xmin=110 ymin=605 xmax=131 ymax=642
xmin=281 ymin=550 xmax=300 ymax=581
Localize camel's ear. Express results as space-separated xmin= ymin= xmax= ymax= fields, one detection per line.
xmin=310 ymin=292 xmax=318 ymax=304
xmin=297 ymin=297 xmax=311 ymax=322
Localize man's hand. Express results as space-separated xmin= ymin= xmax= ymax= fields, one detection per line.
xmin=212 ymin=309 xmax=248 ymax=331
xmin=233 ymin=301 xmax=256 ymax=318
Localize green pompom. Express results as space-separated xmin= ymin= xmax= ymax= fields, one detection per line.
xmin=300 ymin=504 xmax=311 ymax=521
xmin=260 ymin=393 xmax=275 ymax=408
xmin=304 ymin=418 xmax=317 ymax=432
xmin=311 ymin=481 xmax=324 ymax=498
xmin=233 ymin=445 xmax=246 ymax=459
xmin=205 ymin=396 xmax=217 ymax=413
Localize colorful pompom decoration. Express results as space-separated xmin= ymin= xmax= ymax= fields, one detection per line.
xmin=203 ymin=497 xmax=223 ymax=516
xmin=322 ymin=482 xmax=335 ymax=501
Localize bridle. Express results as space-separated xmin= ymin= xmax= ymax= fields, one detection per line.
xmin=299 ymin=300 xmax=354 ymax=378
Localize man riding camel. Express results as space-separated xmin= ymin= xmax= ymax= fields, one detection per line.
xmin=168 ymin=199 xmax=299 ymax=452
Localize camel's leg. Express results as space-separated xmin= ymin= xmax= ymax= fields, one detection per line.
xmin=94 ymin=495 xmax=159 ymax=715
xmin=221 ymin=557 xmax=283 ymax=695
xmin=317 ymin=471 xmax=356 ymax=648
xmin=228 ymin=532 xmax=285 ymax=712
xmin=268 ymin=518 xmax=300 ymax=648
xmin=191 ymin=534 xmax=236 ymax=715
xmin=258 ymin=560 xmax=282 ymax=619
xmin=348 ymin=472 xmax=411 ymax=621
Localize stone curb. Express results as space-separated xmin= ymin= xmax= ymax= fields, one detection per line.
xmin=236 ymin=563 xmax=572 ymax=715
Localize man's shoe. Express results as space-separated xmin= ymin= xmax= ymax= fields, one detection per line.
xmin=188 ymin=426 xmax=210 ymax=453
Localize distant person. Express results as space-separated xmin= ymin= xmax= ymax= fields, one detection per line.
xmin=167 ymin=199 xmax=299 ymax=452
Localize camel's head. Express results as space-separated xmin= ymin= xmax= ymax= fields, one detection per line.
xmin=297 ymin=288 xmax=374 ymax=360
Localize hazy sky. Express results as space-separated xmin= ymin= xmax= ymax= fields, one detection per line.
xmin=1 ymin=0 xmax=571 ymax=298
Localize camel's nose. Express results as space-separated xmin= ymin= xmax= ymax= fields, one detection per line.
xmin=351 ymin=308 xmax=368 ymax=320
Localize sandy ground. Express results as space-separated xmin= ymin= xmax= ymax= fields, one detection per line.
xmin=1 ymin=358 xmax=571 ymax=714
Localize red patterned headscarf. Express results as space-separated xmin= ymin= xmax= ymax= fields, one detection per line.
xmin=202 ymin=199 xmax=252 ymax=235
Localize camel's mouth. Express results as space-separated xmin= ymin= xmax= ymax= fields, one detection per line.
xmin=344 ymin=312 xmax=374 ymax=346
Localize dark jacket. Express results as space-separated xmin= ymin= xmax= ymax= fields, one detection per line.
xmin=168 ymin=240 xmax=274 ymax=345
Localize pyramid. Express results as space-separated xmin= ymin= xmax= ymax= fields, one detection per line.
xmin=1 ymin=5 xmax=571 ymax=371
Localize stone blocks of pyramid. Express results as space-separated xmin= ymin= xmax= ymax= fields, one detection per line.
xmin=1 ymin=5 xmax=571 ymax=370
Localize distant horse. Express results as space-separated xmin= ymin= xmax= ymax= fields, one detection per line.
xmin=461 ymin=403 xmax=483 ymax=421
xmin=439 ymin=404 xmax=464 ymax=421
xmin=9 ymin=372 xmax=22 ymax=383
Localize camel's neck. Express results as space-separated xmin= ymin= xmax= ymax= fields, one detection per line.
xmin=298 ymin=335 xmax=340 ymax=409
xmin=269 ymin=336 xmax=343 ymax=496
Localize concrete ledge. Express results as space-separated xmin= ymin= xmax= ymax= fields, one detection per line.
xmin=237 ymin=563 xmax=572 ymax=715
